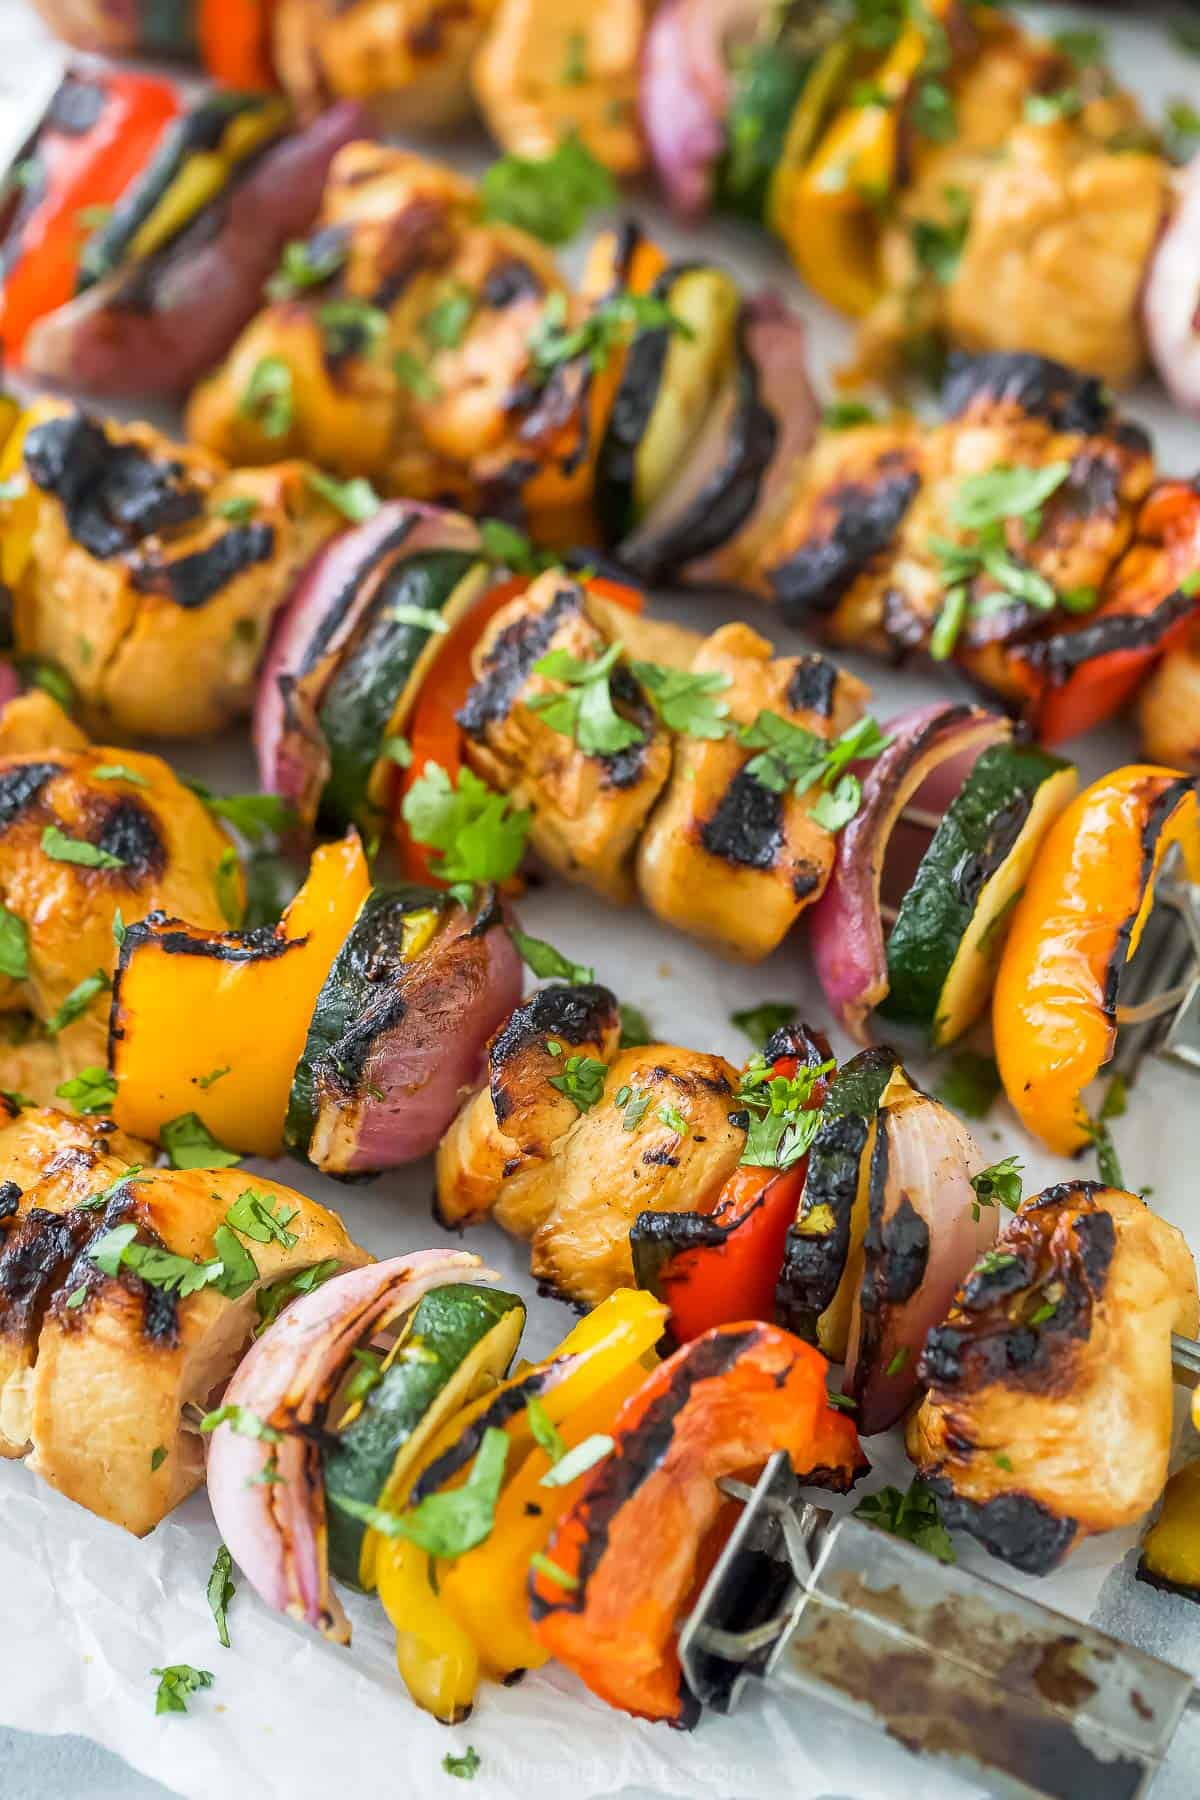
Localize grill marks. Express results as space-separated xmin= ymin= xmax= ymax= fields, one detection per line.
xmin=458 ymin=586 xmax=580 ymax=737
xmin=0 ymin=763 xmax=168 ymax=885
xmin=770 ymin=461 xmax=920 ymax=623
xmin=700 ymin=767 xmax=782 ymax=870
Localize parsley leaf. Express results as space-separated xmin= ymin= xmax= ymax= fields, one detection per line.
xmin=822 ymin=398 xmax=878 ymax=430
xmin=41 ymin=825 xmax=124 ymax=870
xmin=950 ymin=462 xmax=1072 ymax=532
xmin=549 ymin=1053 xmax=608 ymax=1113
xmin=401 ymin=762 xmax=531 ymax=892
xmin=857 ymin=1479 xmax=955 ymax=1563
xmin=206 ymin=1544 xmax=236 ymax=1649
xmin=211 ymin=1224 xmax=260 ymax=1300
xmin=214 ymin=847 xmax=243 ymax=928
xmin=617 ymin=1085 xmax=652 ymax=1131
xmin=970 ymin=1155 xmax=1023 ymax=1219
xmin=510 ymin=928 xmax=594 ymax=985
xmin=739 ymin=712 xmax=888 ymax=817
xmin=420 ymin=283 xmax=474 ymax=350
xmin=92 ymin=763 xmax=148 ymax=787
xmin=213 ymin=495 xmax=258 ymax=524
xmin=304 ymin=468 xmax=382 ymax=524
xmin=161 ymin=1113 xmax=242 ymax=1171
xmin=199 ymin=1403 xmax=282 ymax=1442
xmin=1025 ymin=89 xmax=1082 ymax=125
xmin=266 ymin=234 xmax=347 ymax=300
xmin=935 ymin=1050 xmax=1000 ymax=1120
xmin=238 ymin=356 xmax=294 ymax=438
xmin=731 ymin=1001 xmax=797 ymax=1047
xmin=478 ymin=517 xmax=558 ymax=575
xmin=529 ymin=640 xmax=645 ymax=756
xmin=76 ymin=1165 xmax=147 ymax=1210
xmin=253 ymin=1259 xmax=340 ymax=1334
xmin=331 ymin=1425 xmax=509 ymax=1559
xmin=618 ymin=1000 xmax=652 ymax=1050
xmin=55 ymin=1065 xmax=117 ymax=1114
xmin=810 ymin=773 xmax=864 ymax=834
xmin=225 ymin=1188 xmax=298 ymax=1248
xmin=528 ymin=1550 xmax=578 ymax=1590
xmin=539 ymin=1432 xmax=613 ymax=1488
xmin=151 ymin=1445 xmax=167 ymax=1471
xmin=393 ymin=349 xmax=442 ymax=400
xmin=629 ymin=660 xmax=731 ymax=738
xmin=90 ymin=1224 xmax=220 ymax=1298
xmin=528 ymin=289 xmax=692 ymax=382
xmin=45 ymin=969 xmax=110 ymax=1036
xmin=910 ymin=185 xmax=971 ymax=284
xmin=0 ymin=904 xmax=28 ymax=981
xmin=442 ymin=1746 xmax=482 ymax=1781
xmin=737 ymin=1052 xmax=832 ymax=1169
xmin=152 ymin=1664 xmax=213 ymax=1716
xmin=481 ymin=134 xmax=616 ymax=244
xmin=656 ymin=1101 xmax=689 ymax=1136
xmin=526 ymin=1395 xmax=565 ymax=1464
xmin=319 ymin=297 xmax=389 ymax=360
xmin=185 ymin=780 xmax=295 ymax=845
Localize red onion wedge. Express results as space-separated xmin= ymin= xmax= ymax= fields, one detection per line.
xmin=843 ymin=1070 xmax=994 ymax=1435
xmin=205 ymin=1250 xmax=490 ymax=1642
xmin=808 ymin=703 xmax=1011 ymax=1040
xmin=641 ymin=0 xmax=761 ymax=217
xmin=254 ymin=501 xmax=481 ymax=832
xmin=24 ymin=103 xmax=368 ymax=397
xmin=1144 ymin=155 xmax=1200 ymax=417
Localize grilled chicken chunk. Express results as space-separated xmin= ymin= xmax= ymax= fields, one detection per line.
xmin=0 ymin=748 xmax=234 ymax=1098
xmin=6 ymin=403 xmax=336 ymax=738
xmin=1138 ymin=624 xmax=1200 ymax=773
xmin=274 ymin=0 xmax=493 ymax=129
xmin=757 ymin=354 xmax=1154 ymax=704
xmin=438 ymin=1012 xmax=744 ymax=1307
xmin=187 ymin=145 xmax=581 ymax=524
xmin=0 ymin=1147 xmax=367 ymax=1532
xmin=460 ymin=571 xmax=673 ymax=902
xmin=473 ymin=0 xmax=646 ymax=174
xmin=851 ymin=20 xmax=1165 ymax=390
xmin=0 ymin=693 xmax=88 ymax=757
xmin=436 ymin=982 xmax=621 ymax=1231
xmin=637 ymin=624 xmax=868 ymax=959
xmin=907 ymin=1181 xmax=1198 ymax=1573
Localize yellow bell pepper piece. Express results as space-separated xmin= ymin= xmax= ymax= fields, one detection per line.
xmin=0 ymin=399 xmax=54 ymax=591
xmin=376 ymin=1531 xmax=480 ymax=1724
xmin=437 ymin=1361 xmax=649 ymax=1678
xmin=128 ymin=101 xmax=291 ymax=265
xmin=111 ymin=831 xmax=371 ymax=1157
xmin=1138 ymin=1458 xmax=1200 ymax=1600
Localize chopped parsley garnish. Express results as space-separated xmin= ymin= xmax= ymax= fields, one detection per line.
xmin=91 ymin=1223 xmax=220 ymax=1298
xmin=420 ymin=283 xmax=474 ymax=350
xmin=617 ymin=1085 xmax=652 ymax=1131
xmin=442 ymin=1746 xmax=482 ymax=1781
xmin=150 ymin=1445 xmax=167 ymax=1472
xmin=161 ymin=1112 xmax=242 ymax=1171
xmin=215 ymin=848 xmax=243 ymax=928
xmin=810 ymin=774 xmax=866 ymax=834
xmin=305 ymin=468 xmax=381 ymax=524
xmin=185 ymin=780 xmax=295 ymax=845
xmin=225 ymin=1188 xmax=298 ymax=1248
xmin=510 ymin=928 xmax=594 ymax=985
xmin=731 ymin=1001 xmax=797 ymax=1047
xmin=630 ymin=660 xmax=731 ymax=738
xmin=539 ymin=1432 xmax=613 ymax=1488
xmin=526 ymin=1394 xmax=565 ymax=1464
xmin=972 ymin=1248 xmax=1020 ymax=1280
xmin=238 ymin=356 xmax=294 ymax=438
xmin=152 ymin=1664 xmax=213 ymax=1716
xmin=343 ymin=1347 xmax=385 ymax=1409
xmin=935 ymin=1050 xmax=1001 ymax=1120
xmin=528 ymin=1550 xmax=579 ymax=1590
xmin=562 ymin=29 xmax=588 ymax=84
xmin=45 ymin=969 xmax=110 ymax=1036
xmin=737 ymin=1052 xmax=833 ymax=1170
xmin=969 ymin=1155 xmax=1024 ymax=1219
xmin=92 ymin=763 xmax=148 ymax=787
xmin=857 ymin=1479 xmax=955 ymax=1563
xmin=481 ymin=134 xmax=616 ymax=245
xmin=319 ymin=297 xmax=388 ymax=359
xmin=331 ymin=1425 xmax=509 ymax=1559
xmin=41 ymin=825 xmax=124 ymax=870
xmin=266 ymin=234 xmax=347 ymax=300
xmin=822 ymin=398 xmax=878 ymax=430
xmin=910 ymin=185 xmax=971 ymax=285
xmin=388 ymin=603 xmax=449 ymax=635
xmin=26 ymin=661 xmax=74 ymax=711
xmin=401 ymin=762 xmax=531 ymax=895
xmin=254 ymin=1258 xmax=340 ymax=1334
xmin=213 ymin=495 xmax=257 ymax=524
xmin=77 ymin=1165 xmax=147 ymax=1211
xmin=885 ymin=1346 xmax=909 ymax=1376
xmin=206 ymin=1544 xmax=236 ymax=1649
xmin=738 ymin=713 xmax=889 ymax=828
xmin=478 ymin=517 xmax=558 ymax=575
xmin=112 ymin=908 xmax=126 ymax=947
xmin=0 ymin=904 xmax=28 ymax=981
xmin=529 ymin=639 xmax=644 ymax=756
xmin=382 ymin=735 xmax=412 ymax=769
xmin=549 ymin=1053 xmax=608 ymax=1114
xmin=657 ymin=1102 xmax=690 ymax=1136
xmin=199 ymin=1403 xmax=282 ymax=1442
xmin=197 ymin=1065 xmax=230 ymax=1090
xmin=1028 ymin=1285 xmax=1062 ymax=1328
xmin=393 ymin=349 xmax=442 ymax=400
xmin=528 ymin=289 xmax=692 ymax=382
xmin=929 ymin=460 xmax=1073 ymax=659
xmin=55 ymin=1066 xmax=117 ymax=1115
xmin=211 ymin=1224 xmax=259 ymax=1299
xmin=1086 ymin=1113 xmax=1125 ymax=1189
xmin=1052 ymin=26 xmax=1106 ymax=65
xmin=994 ymin=1451 xmax=1014 ymax=1472
xmin=910 ymin=76 xmax=956 ymax=143
xmin=1025 ymin=88 xmax=1082 ymax=125
xmin=618 ymin=1001 xmax=652 ymax=1050
xmin=64 ymin=1285 xmax=87 ymax=1309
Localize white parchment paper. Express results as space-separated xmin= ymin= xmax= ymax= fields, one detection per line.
xmin=1 ymin=4 xmax=1199 ymax=1796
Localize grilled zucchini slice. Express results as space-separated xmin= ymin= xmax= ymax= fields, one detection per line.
xmin=881 ymin=743 xmax=1077 ymax=1047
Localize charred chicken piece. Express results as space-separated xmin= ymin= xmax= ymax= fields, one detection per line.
xmin=6 ymin=403 xmax=337 ymax=738
xmin=436 ymin=981 xmax=621 ymax=1233
xmin=907 ymin=1181 xmax=1198 ymax=1573
xmin=637 ymin=623 xmax=868 ymax=959
xmin=459 ymin=570 xmax=673 ymax=903
xmin=0 ymin=747 xmax=234 ymax=1100
xmin=274 ymin=0 xmax=495 ymax=129
xmin=438 ymin=1024 xmax=744 ymax=1308
xmin=0 ymin=1139 xmax=366 ymax=1533
xmin=756 ymin=353 xmax=1155 ymax=710
xmin=187 ymin=145 xmax=576 ymax=525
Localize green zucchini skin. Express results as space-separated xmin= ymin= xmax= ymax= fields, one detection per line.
xmin=283 ymin=883 xmax=447 ymax=1159
xmin=323 ymin=1283 xmax=525 ymax=1586
xmin=716 ymin=43 xmax=815 ymax=223
xmin=881 ymin=742 xmax=1076 ymax=1043
xmin=774 ymin=1048 xmax=898 ymax=1342
xmin=77 ymin=93 xmax=280 ymax=291
xmin=316 ymin=549 xmax=480 ymax=833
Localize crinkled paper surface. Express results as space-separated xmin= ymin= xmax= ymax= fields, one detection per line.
xmin=2 ymin=3 xmax=1200 ymax=1796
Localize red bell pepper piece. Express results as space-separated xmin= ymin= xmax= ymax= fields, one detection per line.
xmin=529 ymin=1321 xmax=867 ymax=1724
xmin=199 ymin=0 xmax=280 ymax=89
xmin=0 ymin=70 xmax=180 ymax=362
